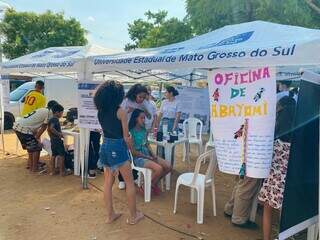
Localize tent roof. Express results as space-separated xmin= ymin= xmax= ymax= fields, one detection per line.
xmin=88 ymin=21 xmax=320 ymax=73
xmin=1 ymin=45 xmax=120 ymax=75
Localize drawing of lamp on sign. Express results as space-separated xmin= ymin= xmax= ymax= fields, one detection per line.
xmin=234 ymin=119 xmax=249 ymax=179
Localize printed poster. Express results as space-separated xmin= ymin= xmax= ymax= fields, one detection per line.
xmin=78 ymin=81 xmax=102 ymax=130
xmin=0 ymin=84 xmax=4 ymax=133
xmin=176 ymin=86 xmax=210 ymax=133
xmin=0 ymin=78 xmax=10 ymax=110
xmin=208 ymin=67 xmax=276 ymax=178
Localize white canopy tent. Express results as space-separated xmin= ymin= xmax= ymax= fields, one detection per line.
xmin=0 ymin=44 xmax=120 ymax=184
xmin=88 ymin=21 xmax=320 ymax=73
xmin=0 ymin=44 xmax=205 ymax=185
xmin=1 ymin=44 xmax=120 ymax=76
xmin=82 ymin=21 xmax=320 ymax=188
xmin=84 ymin=21 xmax=320 ymax=239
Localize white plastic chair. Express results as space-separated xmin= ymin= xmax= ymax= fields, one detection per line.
xmin=205 ymin=131 xmax=214 ymax=153
xmin=183 ymin=117 xmax=203 ymax=162
xmin=173 ymin=149 xmax=217 ymax=224
xmin=129 ymin=152 xmax=152 ymax=202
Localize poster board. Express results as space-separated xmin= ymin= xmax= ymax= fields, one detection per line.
xmin=176 ymin=86 xmax=210 ymax=133
xmin=208 ymin=67 xmax=276 ymax=178
xmin=77 ymin=81 xmax=102 ymax=130
xmin=279 ymin=71 xmax=319 ymax=240
xmin=0 ymin=77 xmax=10 ymax=110
xmin=0 ymin=84 xmax=4 ymax=134
xmin=0 ymin=82 xmax=6 ymax=153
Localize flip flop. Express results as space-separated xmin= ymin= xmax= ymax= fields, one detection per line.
xmin=106 ymin=213 xmax=122 ymax=224
xmin=126 ymin=211 xmax=144 ymax=225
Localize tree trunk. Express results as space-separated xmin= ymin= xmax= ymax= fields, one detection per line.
xmin=305 ymin=0 xmax=320 ymax=14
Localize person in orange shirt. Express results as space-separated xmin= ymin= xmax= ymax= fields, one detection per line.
xmin=21 ymin=80 xmax=46 ymax=116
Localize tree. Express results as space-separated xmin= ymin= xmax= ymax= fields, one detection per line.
xmin=186 ymin=0 xmax=320 ymax=35
xmin=0 ymin=9 xmax=88 ymax=59
xmin=125 ymin=10 xmax=192 ymax=51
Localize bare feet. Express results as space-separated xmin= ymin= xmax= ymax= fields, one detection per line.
xmin=137 ymin=186 xmax=144 ymax=197
xmin=127 ymin=211 xmax=144 ymax=225
xmin=106 ymin=213 xmax=122 ymax=224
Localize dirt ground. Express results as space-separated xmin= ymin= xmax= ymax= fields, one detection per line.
xmin=0 ymin=132 xmax=274 ymax=240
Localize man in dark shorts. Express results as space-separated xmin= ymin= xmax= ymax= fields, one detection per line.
xmin=13 ymin=100 xmax=59 ymax=172
xmin=47 ymin=104 xmax=65 ymax=176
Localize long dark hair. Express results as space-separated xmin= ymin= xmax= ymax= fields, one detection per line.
xmin=94 ymin=81 xmax=124 ymax=112
xmin=129 ymin=109 xmax=144 ymax=130
xmin=166 ymin=86 xmax=179 ymax=97
xmin=126 ymin=84 xmax=148 ymax=102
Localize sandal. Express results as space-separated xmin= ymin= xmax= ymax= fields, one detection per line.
xmin=126 ymin=211 xmax=144 ymax=225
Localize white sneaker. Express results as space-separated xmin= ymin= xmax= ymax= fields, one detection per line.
xmin=118 ymin=181 xmax=126 ymax=190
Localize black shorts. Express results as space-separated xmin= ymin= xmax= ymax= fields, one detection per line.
xmin=51 ymin=139 xmax=65 ymax=157
xmin=15 ymin=131 xmax=42 ymax=153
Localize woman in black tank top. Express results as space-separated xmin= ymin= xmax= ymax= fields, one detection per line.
xmin=98 ymin=106 xmax=123 ymax=139
xmin=94 ymin=81 xmax=144 ymax=225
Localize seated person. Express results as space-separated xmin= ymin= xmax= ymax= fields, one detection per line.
xmin=129 ymin=109 xmax=172 ymax=195
xmin=13 ymin=100 xmax=58 ymax=172
xmin=47 ymin=104 xmax=65 ymax=176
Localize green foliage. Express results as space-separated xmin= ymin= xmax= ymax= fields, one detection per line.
xmin=186 ymin=0 xmax=320 ymax=35
xmin=0 ymin=9 xmax=88 ymax=59
xmin=126 ymin=1 xmax=320 ymax=51
xmin=125 ymin=10 xmax=192 ymax=51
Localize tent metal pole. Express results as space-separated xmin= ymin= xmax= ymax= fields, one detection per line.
xmin=159 ymin=82 xmax=163 ymax=99
xmin=78 ymin=65 xmax=92 ymax=190
xmin=0 ymin=84 xmax=5 ymax=155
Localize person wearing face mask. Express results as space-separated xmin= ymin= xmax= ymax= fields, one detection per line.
xmin=118 ymin=84 xmax=152 ymax=190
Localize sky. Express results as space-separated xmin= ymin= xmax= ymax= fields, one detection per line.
xmin=4 ymin=0 xmax=187 ymax=50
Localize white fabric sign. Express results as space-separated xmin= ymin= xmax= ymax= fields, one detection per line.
xmin=0 ymin=84 xmax=4 ymax=133
xmin=0 ymin=79 xmax=10 ymax=110
xmin=208 ymin=67 xmax=276 ymax=178
xmin=78 ymin=81 xmax=102 ymax=130
xmin=176 ymin=86 xmax=210 ymax=132
xmin=0 ymin=79 xmax=9 ymax=134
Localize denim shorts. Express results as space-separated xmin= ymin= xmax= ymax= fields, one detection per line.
xmin=133 ymin=157 xmax=149 ymax=168
xmin=98 ymin=138 xmax=130 ymax=171
xmin=133 ymin=147 xmax=152 ymax=168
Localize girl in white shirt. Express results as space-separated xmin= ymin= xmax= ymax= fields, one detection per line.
xmin=119 ymin=84 xmax=151 ymax=189
xmin=121 ymin=84 xmax=151 ymax=121
xmin=157 ymin=86 xmax=181 ymax=133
